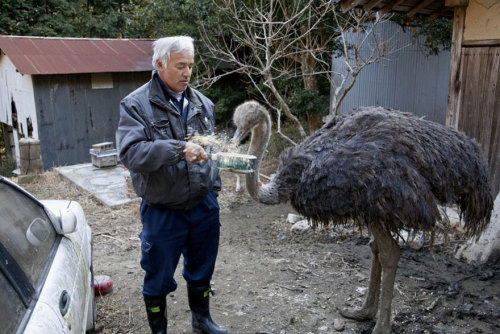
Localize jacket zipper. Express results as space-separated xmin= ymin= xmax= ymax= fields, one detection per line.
xmin=163 ymin=100 xmax=186 ymax=138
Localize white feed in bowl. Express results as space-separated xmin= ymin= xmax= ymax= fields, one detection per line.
xmin=215 ymin=152 xmax=256 ymax=172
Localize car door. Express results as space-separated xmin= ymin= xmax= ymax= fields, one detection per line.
xmin=0 ymin=179 xmax=84 ymax=333
xmin=23 ymin=237 xmax=86 ymax=334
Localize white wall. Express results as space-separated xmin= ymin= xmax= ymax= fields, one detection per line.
xmin=0 ymin=52 xmax=38 ymax=166
xmin=0 ymin=52 xmax=38 ymax=137
xmin=464 ymin=0 xmax=500 ymax=41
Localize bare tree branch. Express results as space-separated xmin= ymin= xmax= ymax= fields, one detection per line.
xmin=330 ymin=10 xmax=399 ymax=115
xmin=198 ymin=0 xmax=397 ymax=140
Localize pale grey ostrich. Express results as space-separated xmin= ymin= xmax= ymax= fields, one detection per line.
xmin=232 ymin=101 xmax=493 ymax=334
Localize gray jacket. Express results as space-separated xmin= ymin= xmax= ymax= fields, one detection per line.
xmin=117 ymin=72 xmax=221 ymax=210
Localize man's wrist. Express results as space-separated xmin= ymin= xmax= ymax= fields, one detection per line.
xmin=176 ymin=141 xmax=187 ymax=160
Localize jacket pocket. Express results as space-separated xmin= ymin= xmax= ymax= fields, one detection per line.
xmin=151 ymin=119 xmax=173 ymax=139
xmin=189 ymin=113 xmax=213 ymax=135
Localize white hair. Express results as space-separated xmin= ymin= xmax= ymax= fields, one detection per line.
xmin=152 ymin=36 xmax=195 ymax=69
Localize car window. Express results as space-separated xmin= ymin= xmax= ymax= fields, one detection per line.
xmin=0 ymin=181 xmax=57 ymax=287
xmin=0 ymin=271 xmax=25 ymax=333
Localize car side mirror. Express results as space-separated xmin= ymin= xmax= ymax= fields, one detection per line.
xmin=57 ymin=208 xmax=77 ymax=234
xmin=46 ymin=207 xmax=77 ymax=235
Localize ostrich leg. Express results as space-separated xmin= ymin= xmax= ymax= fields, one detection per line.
xmin=340 ymin=239 xmax=381 ymax=320
xmin=371 ymin=224 xmax=400 ymax=334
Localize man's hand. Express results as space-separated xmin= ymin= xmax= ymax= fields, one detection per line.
xmin=184 ymin=142 xmax=208 ymax=163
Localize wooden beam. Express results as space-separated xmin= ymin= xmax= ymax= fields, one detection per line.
xmin=364 ymin=0 xmax=384 ymax=11
xmin=340 ymin=0 xmax=366 ymax=12
xmin=381 ymin=0 xmax=407 ymax=13
xmin=408 ymin=0 xmax=436 ymax=17
xmin=462 ymin=39 xmax=500 ymax=47
xmin=445 ymin=0 xmax=469 ymax=7
xmin=446 ymin=6 xmax=466 ymax=128
xmin=430 ymin=7 xmax=451 ymax=18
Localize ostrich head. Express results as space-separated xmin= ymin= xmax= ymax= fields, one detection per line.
xmin=231 ymin=101 xmax=278 ymax=203
xmin=232 ymin=100 xmax=271 ymax=146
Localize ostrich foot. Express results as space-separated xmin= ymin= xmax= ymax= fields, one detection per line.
xmin=371 ymin=322 xmax=391 ymax=334
xmin=339 ymin=305 xmax=377 ymax=321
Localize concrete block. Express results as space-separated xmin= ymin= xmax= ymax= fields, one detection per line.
xmin=90 ymin=142 xmax=117 ymax=168
xmin=19 ymin=138 xmax=42 ymax=175
xmin=27 ymin=158 xmax=43 ymax=174
xmin=19 ymin=158 xmax=29 ymax=174
xmin=17 ymin=174 xmax=38 ymax=184
xmin=29 ymin=143 xmax=41 ymax=158
xmin=91 ymin=142 xmax=114 ymax=152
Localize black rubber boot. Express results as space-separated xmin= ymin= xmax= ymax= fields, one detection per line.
xmin=143 ymin=294 xmax=167 ymax=334
xmin=187 ymin=283 xmax=228 ymax=334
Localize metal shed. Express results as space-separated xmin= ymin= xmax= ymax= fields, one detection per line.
xmin=0 ymin=36 xmax=153 ymax=171
xmin=332 ymin=21 xmax=451 ymax=124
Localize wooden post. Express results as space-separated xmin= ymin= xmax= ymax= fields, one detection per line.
xmin=446 ymin=6 xmax=466 ymax=128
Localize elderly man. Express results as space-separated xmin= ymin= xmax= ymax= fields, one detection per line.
xmin=117 ymin=36 xmax=228 ymax=334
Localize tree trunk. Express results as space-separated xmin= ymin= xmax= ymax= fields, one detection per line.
xmin=301 ymin=51 xmax=322 ymax=131
xmin=266 ymin=75 xmax=307 ymax=138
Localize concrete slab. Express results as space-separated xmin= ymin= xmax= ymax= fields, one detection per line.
xmin=55 ymin=163 xmax=140 ymax=208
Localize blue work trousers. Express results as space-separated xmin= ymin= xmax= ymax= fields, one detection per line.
xmin=139 ymin=191 xmax=221 ymax=297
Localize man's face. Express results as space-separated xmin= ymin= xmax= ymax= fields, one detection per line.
xmin=157 ymin=51 xmax=194 ymax=93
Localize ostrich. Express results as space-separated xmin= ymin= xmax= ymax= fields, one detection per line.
xmin=231 ymin=101 xmax=493 ymax=334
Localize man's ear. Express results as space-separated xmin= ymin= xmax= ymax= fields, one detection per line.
xmin=156 ymin=59 xmax=164 ymax=69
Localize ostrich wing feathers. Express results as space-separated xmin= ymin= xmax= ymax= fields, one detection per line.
xmin=273 ymin=107 xmax=492 ymax=236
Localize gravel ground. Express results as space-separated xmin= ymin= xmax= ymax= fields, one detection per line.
xmin=20 ymin=170 xmax=500 ymax=334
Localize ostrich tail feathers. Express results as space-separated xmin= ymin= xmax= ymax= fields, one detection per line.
xmin=440 ymin=135 xmax=494 ymax=239
xmin=459 ymin=178 xmax=493 ymax=239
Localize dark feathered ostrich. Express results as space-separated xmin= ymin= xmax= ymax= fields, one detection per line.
xmin=231 ymin=101 xmax=493 ymax=334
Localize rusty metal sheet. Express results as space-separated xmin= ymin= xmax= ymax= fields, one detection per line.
xmin=0 ymin=36 xmax=153 ymax=75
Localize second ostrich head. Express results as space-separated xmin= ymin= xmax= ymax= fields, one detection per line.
xmin=232 ymin=101 xmax=283 ymax=203
xmin=231 ymin=100 xmax=310 ymax=205
xmin=232 ymin=100 xmax=272 ymax=151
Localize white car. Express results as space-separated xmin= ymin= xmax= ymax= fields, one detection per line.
xmin=0 ymin=176 xmax=96 ymax=333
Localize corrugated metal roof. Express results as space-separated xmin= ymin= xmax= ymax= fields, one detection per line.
xmin=0 ymin=36 xmax=154 ymax=75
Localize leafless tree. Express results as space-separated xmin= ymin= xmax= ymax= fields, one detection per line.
xmin=330 ymin=9 xmax=398 ymax=116
xmin=198 ymin=0 xmax=395 ymax=142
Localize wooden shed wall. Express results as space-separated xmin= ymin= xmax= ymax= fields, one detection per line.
xmin=33 ymin=72 xmax=151 ymax=169
xmin=456 ymin=45 xmax=500 ymax=196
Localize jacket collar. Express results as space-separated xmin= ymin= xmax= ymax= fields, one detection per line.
xmin=149 ymin=71 xmax=203 ymax=119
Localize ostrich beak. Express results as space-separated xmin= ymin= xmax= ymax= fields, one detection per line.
xmin=232 ymin=128 xmax=247 ymax=145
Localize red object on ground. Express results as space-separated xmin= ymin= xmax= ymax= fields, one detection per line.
xmin=94 ymin=275 xmax=113 ymax=296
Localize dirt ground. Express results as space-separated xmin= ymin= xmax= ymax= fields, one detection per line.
xmin=21 ymin=170 xmax=500 ymax=334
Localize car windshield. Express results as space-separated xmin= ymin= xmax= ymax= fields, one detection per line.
xmin=0 ymin=181 xmax=57 ymax=287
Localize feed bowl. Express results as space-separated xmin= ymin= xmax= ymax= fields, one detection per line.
xmin=215 ymin=152 xmax=256 ymax=173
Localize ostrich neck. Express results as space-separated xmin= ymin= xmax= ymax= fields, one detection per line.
xmin=245 ymin=117 xmax=279 ymax=203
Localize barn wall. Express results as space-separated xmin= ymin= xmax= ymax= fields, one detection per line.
xmin=0 ymin=52 xmax=38 ymax=167
xmin=332 ymin=21 xmax=451 ymax=124
xmin=463 ymin=0 xmax=500 ymax=41
xmin=457 ymin=46 xmax=500 ymax=196
xmin=33 ymin=71 xmax=151 ymax=170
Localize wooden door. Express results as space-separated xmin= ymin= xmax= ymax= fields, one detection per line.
xmin=458 ymin=46 xmax=500 ymax=196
